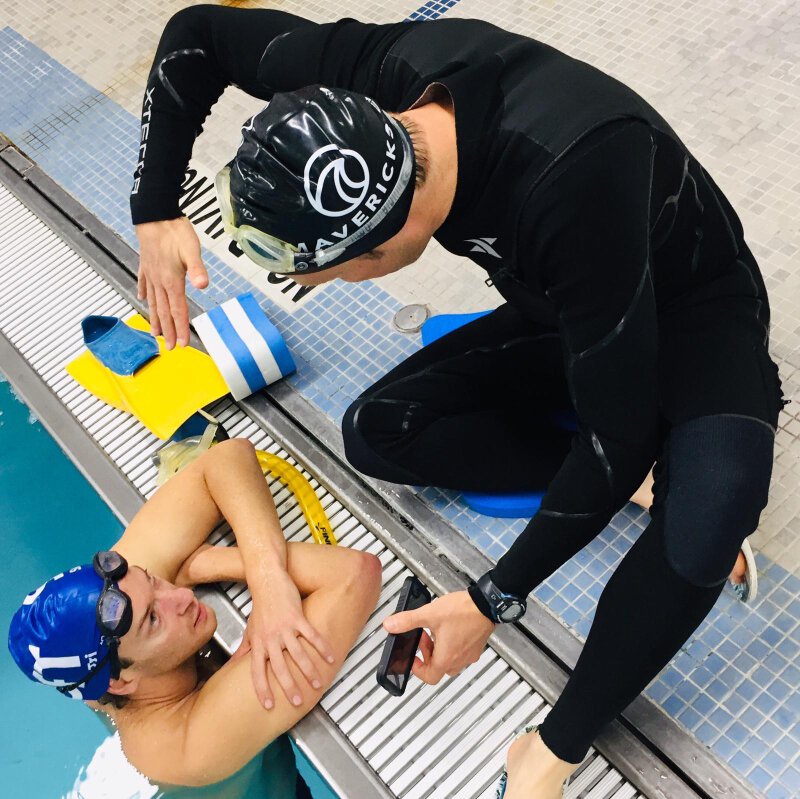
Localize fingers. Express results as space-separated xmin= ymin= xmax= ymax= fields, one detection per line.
xmin=186 ymin=252 xmax=209 ymax=290
xmin=267 ymin=638 xmax=303 ymax=708
xmin=143 ymin=276 xmax=187 ymax=349
xmin=180 ymin=219 xmax=208 ymax=290
xmin=384 ymin=606 xmax=427 ymax=635
xmin=154 ymin=285 xmax=178 ymax=349
xmin=417 ymin=630 xmax=434 ymax=663
xmin=165 ymin=279 xmax=190 ymax=348
xmin=383 ymin=592 xmax=491 ymax=691
xmin=410 ymin=630 xmax=444 ymax=685
xmin=141 ymin=274 xmax=161 ymax=337
xmin=230 ymin=635 xmax=251 ymax=661
xmin=137 ymin=265 xmax=146 ymax=302
xmin=249 ymin=639 xmax=273 ymax=710
xmin=299 ymin=619 xmax=336 ymax=665
xmin=414 ymin=629 xmax=470 ymax=685
xmin=385 ymin=608 xmax=441 ymax=684
xmin=285 ymin=634 xmax=322 ymax=691
xmin=415 ymin=659 xmax=446 ymax=685
xmin=178 ymin=231 xmax=207 ymax=344
xmin=135 ymin=219 xmax=206 ymax=348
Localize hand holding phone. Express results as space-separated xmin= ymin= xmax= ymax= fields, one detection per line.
xmin=376 ymin=576 xmax=432 ymax=696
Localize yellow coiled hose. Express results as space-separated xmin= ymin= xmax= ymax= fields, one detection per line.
xmin=255 ymin=451 xmax=336 ymax=546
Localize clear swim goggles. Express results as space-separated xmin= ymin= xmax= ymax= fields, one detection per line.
xmin=215 ymin=165 xmax=341 ymax=274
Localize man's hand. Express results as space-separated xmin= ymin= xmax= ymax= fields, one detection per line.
xmin=230 ymin=569 xmax=335 ymax=709
xmin=135 ymin=218 xmax=209 ymax=349
xmin=383 ymin=590 xmax=495 ymax=685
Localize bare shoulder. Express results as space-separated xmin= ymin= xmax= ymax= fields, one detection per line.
xmin=108 ymin=655 xmax=292 ymax=788
xmin=113 ymin=692 xmax=201 ymax=786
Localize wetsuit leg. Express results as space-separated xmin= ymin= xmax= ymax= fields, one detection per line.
xmin=538 ymin=503 xmax=725 ymax=763
xmin=538 ymin=296 xmax=783 ymax=763
xmin=342 ymin=304 xmax=574 ymax=491
xmin=657 ymin=292 xmax=782 ymax=586
xmin=662 ymin=415 xmax=774 ymax=586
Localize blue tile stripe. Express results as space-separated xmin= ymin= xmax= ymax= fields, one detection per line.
xmin=408 ymin=0 xmax=463 ymax=21
xmin=0 ymin=19 xmax=798 ymax=798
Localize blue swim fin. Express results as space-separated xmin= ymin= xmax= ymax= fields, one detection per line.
xmin=82 ymin=315 xmax=159 ymax=376
xmin=69 ymin=315 xmax=229 ymax=439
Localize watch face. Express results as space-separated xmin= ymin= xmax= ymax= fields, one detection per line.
xmin=499 ymin=602 xmax=524 ymax=622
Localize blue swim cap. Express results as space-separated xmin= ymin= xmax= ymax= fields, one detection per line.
xmin=8 ymin=565 xmax=114 ymax=700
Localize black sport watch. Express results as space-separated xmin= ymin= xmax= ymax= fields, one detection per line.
xmin=468 ymin=573 xmax=527 ymax=624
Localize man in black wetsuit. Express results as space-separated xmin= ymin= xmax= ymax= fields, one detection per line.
xmin=132 ymin=7 xmax=786 ymax=798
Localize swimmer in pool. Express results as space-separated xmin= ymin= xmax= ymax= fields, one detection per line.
xmin=8 ymin=438 xmax=381 ymax=793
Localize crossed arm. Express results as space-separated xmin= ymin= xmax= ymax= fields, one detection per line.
xmin=112 ymin=439 xmax=382 ymax=786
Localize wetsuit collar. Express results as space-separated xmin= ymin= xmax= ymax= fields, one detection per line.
xmin=417 ymin=56 xmax=505 ymax=220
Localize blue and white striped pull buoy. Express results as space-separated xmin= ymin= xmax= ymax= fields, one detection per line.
xmin=193 ymin=293 xmax=296 ymax=400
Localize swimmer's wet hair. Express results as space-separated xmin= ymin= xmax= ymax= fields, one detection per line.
xmin=396 ymin=115 xmax=429 ymax=188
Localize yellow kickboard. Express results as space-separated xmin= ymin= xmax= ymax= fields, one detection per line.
xmin=66 ymin=314 xmax=229 ymax=439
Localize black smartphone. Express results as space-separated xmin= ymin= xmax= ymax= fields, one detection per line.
xmin=376 ymin=576 xmax=432 ymax=696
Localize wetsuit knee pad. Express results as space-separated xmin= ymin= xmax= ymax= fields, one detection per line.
xmin=663 ymin=415 xmax=774 ymax=587
xmin=341 ymin=396 xmax=427 ymax=485
xmin=341 ymin=396 xmax=381 ymax=473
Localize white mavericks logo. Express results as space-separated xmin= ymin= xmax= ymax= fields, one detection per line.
xmin=304 ymin=144 xmax=370 ymax=218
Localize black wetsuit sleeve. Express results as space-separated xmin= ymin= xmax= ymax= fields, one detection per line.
xmin=130 ymin=5 xmax=411 ymax=225
xmin=491 ymin=120 xmax=661 ymax=597
xmin=130 ymin=5 xmax=313 ymax=224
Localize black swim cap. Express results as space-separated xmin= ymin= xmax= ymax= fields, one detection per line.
xmin=227 ymin=85 xmax=416 ymax=273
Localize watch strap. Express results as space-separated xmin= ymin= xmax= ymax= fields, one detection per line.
xmin=468 ymin=581 xmax=497 ymax=622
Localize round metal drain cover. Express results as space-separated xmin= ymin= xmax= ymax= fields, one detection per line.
xmin=392 ymin=304 xmax=430 ymax=333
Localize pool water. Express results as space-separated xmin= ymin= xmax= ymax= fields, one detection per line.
xmin=0 ymin=374 xmax=338 ymax=799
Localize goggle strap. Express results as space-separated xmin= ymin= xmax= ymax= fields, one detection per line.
xmin=55 ymin=644 xmax=119 ymax=695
